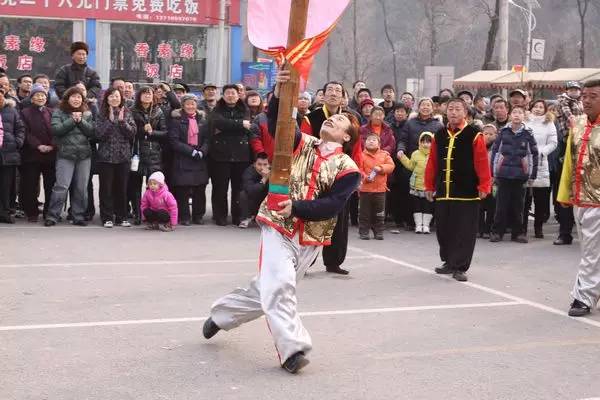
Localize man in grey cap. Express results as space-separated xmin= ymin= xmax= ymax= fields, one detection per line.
xmin=199 ymin=83 xmax=218 ymax=113
xmin=509 ymin=89 xmax=528 ymax=109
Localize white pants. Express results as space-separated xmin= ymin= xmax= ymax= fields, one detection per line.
xmin=571 ymin=207 xmax=600 ymax=308
xmin=210 ymin=225 xmax=320 ymax=363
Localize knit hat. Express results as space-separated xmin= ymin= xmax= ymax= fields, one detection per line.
xmin=30 ymin=83 xmax=47 ymax=97
xmin=70 ymin=41 xmax=89 ymax=55
xmin=148 ymin=171 xmax=165 ymax=186
xmin=360 ymin=98 xmax=375 ymax=110
xmin=180 ymin=94 xmax=198 ymax=104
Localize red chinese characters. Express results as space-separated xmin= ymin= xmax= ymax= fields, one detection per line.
xmin=29 ymin=36 xmax=46 ymax=53
xmin=157 ymin=43 xmax=173 ymax=59
xmin=134 ymin=42 xmax=150 ymax=58
xmin=179 ymin=43 xmax=194 ymax=59
xmin=169 ymin=64 xmax=183 ymax=79
xmin=17 ymin=55 xmax=33 ymax=71
xmin=4 ymin=35 xmax=21 ymax=52
xmin=145 ymin=63 xmax=160 ymax=78
xmin=0 ymin=55 xmax=7 ymax=70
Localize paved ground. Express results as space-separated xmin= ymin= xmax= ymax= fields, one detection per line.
xmin=2 ymin=216 xmax=600 ymax=400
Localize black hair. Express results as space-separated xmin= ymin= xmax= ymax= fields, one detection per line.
xmin=17 ymin=74 xmax=32 ymax=84
xmin=100 ymin=87 xmax=125 ymax=118
xmin=357 ymin=88 xmax=372 ymax=98
xmin=419 ymin=134 xmax=433 ymax=143
xmin=381 ymin=84 xmax=395 ymax=95
xmin=255 ymin=152 xmax=269 ymax=161
xmin=33 ymin=74 xmax=50 ymax=83
xmin=323 ymin=81 xmax=346 ymax=97
xmin=584 ymin=79 xmax=600 ymax=88
xmin=110 ymin=77 xmax=126 ymax=85
xmin=352 ymin=80 xmax=365 ymax=89
xmin=439 ymin=88 xmax=454 ymax=97
xmin=222 ymin=83 xmax=240 ymax=93
xmin=393 ymin=102 xmax=410 ymax=113
xmin=493 ymin=98 xmax=510 ymax=110
xmin=134 ymin=85 xmax=155 ymax=110
xmin=431 ymin=96 xmax=441 ymax=103
xmin=401 ymin=91 xmax=415 ymax=100
xmin=446 ymin=97 xmax=468 ymax=111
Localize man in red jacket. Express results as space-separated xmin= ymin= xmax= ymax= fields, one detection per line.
xmin=424 ymin=98 xmax=492 ymax=282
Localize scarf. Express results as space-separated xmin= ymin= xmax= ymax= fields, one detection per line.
xmin=187 ymin=113 xmax=199 ymax=146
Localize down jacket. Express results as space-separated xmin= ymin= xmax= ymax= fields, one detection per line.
xmin=169 ymin=109 xmax=209 ymax=187
xmin=0 ymin=101 xmax=25 ymax=166
xmin=208 ymin=99 xmax=251 ymax=163
xmin=95 ymin=108 xmax=136 ymax=164
xmin=491 ymin=123 xmax=539 ymax=182
xmin=51 ymin=109 xmax=95 ymax=161
xmin=131 ymin=105 xmax=168 ymax=176
xmin=525 ymin=115 xmax=557 ymax=187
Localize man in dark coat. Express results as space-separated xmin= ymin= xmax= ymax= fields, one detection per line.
xmin=208 ymin=84 xmax=252 ymax=226
xmin=0 ymin=86 xmax=25 ymax=223
xmin=54 ymin=42 xmax=102 ymax=100
xmin=238 ymin=152 xmax=269 ymax=228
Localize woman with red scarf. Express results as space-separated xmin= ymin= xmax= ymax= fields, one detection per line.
xmin=168 ymin=94 xmax=209 ymax=226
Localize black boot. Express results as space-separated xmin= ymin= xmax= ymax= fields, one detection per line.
xmin=202 ymin=317 xmax=221 ymax=339
xmin=282 ymin=351 xmax=310 ymax=374
xmin=568 ymin=299 xmax=591 ymax=317
xmin=435 ymin=263 xmax=453 ymax=274
xmin=326 ymin=266 xmax=350 ymax=275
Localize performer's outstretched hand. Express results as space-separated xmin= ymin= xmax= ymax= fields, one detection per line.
xmin=274 ymin=69 xmax=291 ymax=98
xmin=276 ymin=199 xmax=293 ymax=218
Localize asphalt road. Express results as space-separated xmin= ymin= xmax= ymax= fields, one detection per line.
xmin=1 ymin=218 xmax=599 ymax=400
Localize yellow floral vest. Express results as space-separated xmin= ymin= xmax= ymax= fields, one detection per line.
xmin=256 ymin=134 xmax=359 ymax=245
xmin=558 ymin=114 xmax=600 ymax=207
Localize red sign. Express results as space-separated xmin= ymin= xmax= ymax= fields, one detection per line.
xmin=0 ymin=55 xmax=7 ymax=70
xmin=144 ymin=63 xmax=159 ymax=78
xmin=17 ymin=54 xmax=33 ymax=71
xmin=4 ymin=35 xmax=21 ymax=52
xmin=29 ymin=36 xmax=46 ymax=53
xmin=0 ymin=0 xmax=240 ymax=25
xmin=134 ymin=42 xmax=150 ymax=58
xmin=179 ymin=43 xmax=194 ymax=59
xmin=169 ymin=64 xmax=183 ymax=79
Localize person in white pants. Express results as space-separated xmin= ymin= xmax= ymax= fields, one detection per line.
xmin=202 ymin=69 xmax=361 ymax=374
xmin=557 ymin=79 xmax=600 ymax=317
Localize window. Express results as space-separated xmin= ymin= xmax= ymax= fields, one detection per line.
xmin=109 ymin=23 xmax=207 ymax=85
xmin=0 ymin=18 xmax=73 ymax=79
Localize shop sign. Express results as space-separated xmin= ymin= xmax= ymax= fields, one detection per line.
xmin=0 ymin=0 xmax=240 ymax=25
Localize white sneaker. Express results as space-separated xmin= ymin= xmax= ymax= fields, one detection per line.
xmin=415 ymin=225 xmax=423 ymax=234
xmin=423 ymin=225 xmax=430 ymax=234
xmin=119 ymin=221 xmax=131 ymax=227
xmin=238 ymin=218 xmax=252 ymax=229
xmin=103 ymin=221 xmax=114 ymax=228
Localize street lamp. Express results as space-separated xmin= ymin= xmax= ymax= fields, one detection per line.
xmin=508 ymin=0 xmax=541 ymax=70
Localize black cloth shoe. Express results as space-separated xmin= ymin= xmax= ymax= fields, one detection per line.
xmin=180 ymin=220 xmax=191 ymax=226
xmin=359 ymin=234 xmax=370 ymax=240
xmin=202 ymin=317 xmax=221 ymax=339
xmin=452 ymin=271 xmax=468 ymax=282
xmin=553 ymin=237 xmax=573 ymax=245
xmin=511 ymin=235 xmax=529 ymax=244
xmin=44 ymin=219 xmax=56 ymax=227
xmin=215 ymin=219 xmax=227 ymax=226
xmin=568 ymin=299 xmax=591 ymax=317
xmin=489 ymin=233 xmax=503 ymax=242
xmin=282 ymin=352 xmax=310 ymax=374
xmin=374 ymin=234 xmax=384 ymax=240
xmin=193 ymin=218 xmax=204 ymax=225
xmin=435 ymin=263 xmax=454 ymax=274
xmin=133 ymin=217 xmax=142 ymax=226
xmin=72 ymin=220 xmax=87 ymax=226
xmin=326 ymin=266 xmax=350 ymax=275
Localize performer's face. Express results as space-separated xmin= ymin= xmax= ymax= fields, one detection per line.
xmin=320 ymin=114 xmax=351 ymax=144
xmin=582 ymin=86 xmax=600 ymax=121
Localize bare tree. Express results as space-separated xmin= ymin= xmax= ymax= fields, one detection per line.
xmin=421 ymin=0 xmax=455 ymax=66
xmin=576 ymin=0 xmax=590 ymax=67
xmin=378 ymin=0 xmax=399 ymax=91
xmin=477 ymin=0 xmax=501 ymax=69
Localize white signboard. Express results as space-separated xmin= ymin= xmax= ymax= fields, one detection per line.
xmin=531 ymin=38 xmax=545 ymax=61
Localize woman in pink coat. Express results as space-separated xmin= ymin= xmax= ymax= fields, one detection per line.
xmin=140 ymin=171 xmax=178 ymax=231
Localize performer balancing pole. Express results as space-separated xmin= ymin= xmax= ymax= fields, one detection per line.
xmin=266 ymin=0 xmax=310 ymax=211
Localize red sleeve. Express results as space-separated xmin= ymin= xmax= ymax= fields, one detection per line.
xmin=300 ymin=117 xmax=312 ymax=135
xmin=424 ymin=137 xmax=438 ymax=192
xmin=473 ymin=134 xmax=492 ymax=194
xmin=249 ymin=137 xmax=265 ymax=156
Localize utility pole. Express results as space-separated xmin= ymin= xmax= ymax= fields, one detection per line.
xmin=499 ymin=0 xmax=509 ymax=71
xmin=215 ymin=0 xmax=227 ymax=88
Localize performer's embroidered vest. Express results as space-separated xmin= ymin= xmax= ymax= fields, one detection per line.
xmin=433 ymin=124 xmax=481 ymax=200
xmin=569 ymin=115 xmax=600 ymax=206
xmin=257 ymin=134 xmax=358 ymax=246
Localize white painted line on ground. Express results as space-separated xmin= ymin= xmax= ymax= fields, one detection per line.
xmin=348 ymin=246 xmax=600 ymax=330
xmin=0 ymin=301 xmax=520 ymax=332
xmin=0 ymin=255 xmax=373 ymax=269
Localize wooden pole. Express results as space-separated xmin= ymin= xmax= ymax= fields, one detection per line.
xmin=267 ymin=0 xmax=310 ymax=209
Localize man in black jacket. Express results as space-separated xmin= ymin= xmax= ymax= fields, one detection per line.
xmin=54 ymin=42 xmax=101 ymax=100
xmin=208 ymin=84 xmax=252 ymax=226
xmin=238 ymin=152 xmax=270 ymax=228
